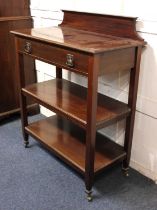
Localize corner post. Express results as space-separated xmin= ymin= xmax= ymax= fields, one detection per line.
xmin=85 ymin=54 xmax=100 ymax=201
xmin=123 ymin=46 xmax=142 ymax=173
xmin=15 ymin=37 xmax=29 ymax=148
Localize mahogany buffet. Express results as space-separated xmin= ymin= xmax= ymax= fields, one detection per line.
xmin=11 ymin=10 xmax=145 ymax=201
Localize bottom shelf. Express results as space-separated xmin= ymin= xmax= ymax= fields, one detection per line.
xmin=25 ymin=115 xmax=126 ymax=175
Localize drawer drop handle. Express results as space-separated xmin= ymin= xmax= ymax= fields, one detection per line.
xmin=66 ymin=54 xmax=74 ymax=67
xmin=24 ymin=42 xmax=32 ymax=54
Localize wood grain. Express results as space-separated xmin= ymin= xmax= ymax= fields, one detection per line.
xmin=0 ymin=3 xmax=38 ymax=119
xmin=61 ymin=10 xmax=144 ymax=42
xmin=25 ymin=115 xmax=126 ymax=175
xmin=0 ymin=0 xmax=30 ymax=17
xmin=17 ymin=37 xmax=89 ymax=75
xmin=22 ymin=79 xmax=131 ymax=129
xmin=12 ymin=10 xmax=145 ymax=195
xmin=11 ymin=26 xmax=144 ymax=54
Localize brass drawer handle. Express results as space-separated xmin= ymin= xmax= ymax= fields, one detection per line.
xmin=24 ymin=42 xmax=32 ymax=54
xmin=66 ymin=54 xmax=74 ymax=67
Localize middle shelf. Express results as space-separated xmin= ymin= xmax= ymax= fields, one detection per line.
xmin=22 ymin=78 xmax=130 ymax=129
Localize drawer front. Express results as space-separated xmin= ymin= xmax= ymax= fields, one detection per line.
xmin=17 ymin=38 xmax=89 ymax=75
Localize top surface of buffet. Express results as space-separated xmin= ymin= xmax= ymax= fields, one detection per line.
xmin=11 ymin=10 xmax=145 ymax=54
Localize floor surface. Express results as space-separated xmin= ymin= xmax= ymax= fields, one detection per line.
xmin=0 ymin=114 xmax=157 ymax=210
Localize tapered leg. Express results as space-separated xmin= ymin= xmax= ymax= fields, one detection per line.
xmin=18 ymin=54 xmax=29 ymax=147
xmin=85 ymin=126 xmax=96 ymax=201
xmin=20 ymin=93 xmax=29 ymax=148
xmin=15 ymin=38 xmax=29 ymax=147
xmin=122 ymin=46 xmax=142 ymax=173
xmin=85 ymin=55 xmax=99 ymax=201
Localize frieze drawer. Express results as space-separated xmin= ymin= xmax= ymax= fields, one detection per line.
xmin=17 ymin=38 xmax=89 ymax=75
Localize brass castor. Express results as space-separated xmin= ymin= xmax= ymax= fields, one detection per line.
xmin=24 ymin=141 xmax=29 ymax=148
xmin=85 ymin=190 xmax=93 ymax=202
xmin=24 ymin=133 xmax=29 ymax=148
xmin=122 ymin=167 xmax=129 ymax=177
